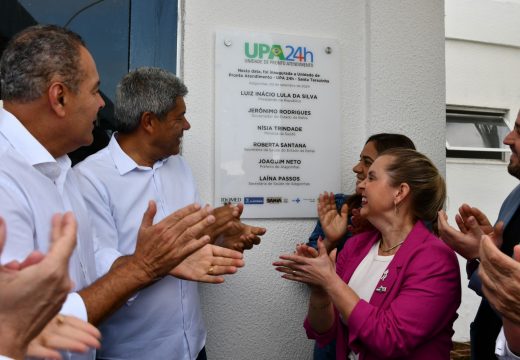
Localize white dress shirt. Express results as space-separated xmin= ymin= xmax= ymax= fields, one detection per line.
xmin=497 ymin=327 xmax=520 ymax=359
xmin=74 ymin=134 xmax=206 ymax=360
xmin=0 ymin=108 xmax=96 ymax=360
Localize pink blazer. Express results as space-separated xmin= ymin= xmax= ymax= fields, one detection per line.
xmin=304 ymin=221 xmax=461 ymax=360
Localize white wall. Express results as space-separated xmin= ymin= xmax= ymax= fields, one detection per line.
xmin=180 ymin=1 xmax=445 ymax=358
xmin=445 ymin=0 xmax=520 ymax=341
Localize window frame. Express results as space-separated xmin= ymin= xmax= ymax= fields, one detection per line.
xmin=446 ymin=105 xmax=510 ymax=160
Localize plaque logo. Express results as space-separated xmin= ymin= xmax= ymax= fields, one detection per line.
xmin=244 ymin=197 xmax=264 ymax=205
xmin=245 ymin=42 xmax=314 ymax=63
xmin=266 ymin=197 xmax=283 ymax=204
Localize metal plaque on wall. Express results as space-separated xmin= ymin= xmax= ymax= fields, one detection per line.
xmin=215 ymin=29 xmax=341 ymax=218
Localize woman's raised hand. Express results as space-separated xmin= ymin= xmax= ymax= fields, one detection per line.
xmin=318 ymin=192 xmax=348 ymax=244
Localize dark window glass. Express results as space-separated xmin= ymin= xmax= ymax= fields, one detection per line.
xmin=446 ymin=106 xmax=510 ymax=160
xmin=0 ymin=0 xmax=178 ymax=163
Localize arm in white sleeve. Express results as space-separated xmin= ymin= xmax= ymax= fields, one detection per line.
xmin=74 ymin=167 xmax=140 ymax=305
xmin=497 ymin=327 xmax=520 ymax=360
xmin=74 ymin=167 xmax=122 ymax=277
xmin=0 ymin=179 xmax=39 ymax=263
xmin=59 ymin=292 xmax=88 ymax=321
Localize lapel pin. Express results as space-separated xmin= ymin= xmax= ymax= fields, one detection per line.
xmin=375 ymin=286 xmax=387 ymax=293
xmin=380 ymin=269 xmax=389 ymax=281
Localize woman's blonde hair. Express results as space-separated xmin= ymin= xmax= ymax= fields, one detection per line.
xmin=380 ymin=148 xmax=446 ymax=233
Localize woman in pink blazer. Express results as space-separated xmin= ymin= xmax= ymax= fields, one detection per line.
xmin=274 ymin=148 xmax=461 ymax=360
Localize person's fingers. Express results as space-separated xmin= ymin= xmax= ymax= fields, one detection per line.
xmin=165 ymin=207 xmax=215 ymax=241
xmin=273 ymin=258 xmax=301 ymax=267
xmin=241 ymin=238 xmax=254 ymax=250
xmin=233 ymin=242 xmax=245 ymax=252
xmin=210 ymin=244 xmax=244 ymax=259
xmin=207 ymin=264 xmax=238 ymax=276
xmin=327 ymin=192 xmax=335 ymax=208
xmin=139 ymin=200 xmax=158 ymax=230
xmin=465 ymin=216 xmax=484 ymax=240
xmin=212 ymin=221 xmax=234 ymax=240
xmin=438 ymin=210 xmax=448 ymax=222
xmin=159 ymin=203 xmax=210 ymax=232
xmin=18 ymin=250 xmax=45 ymax=269
xmin=303 ymin=245 xmax=319 ymax=258
xmin=64 ymin=315 xmax=101 ymax=339
xmin=329 ymin=248 xmax=337 ymax=264
xmin=273 ymin=266 xmax=296 ymax=275
xmin=41 ymin=332 xmax=91 ymax=353
xmin=250 ymin=234 xmax=262 ymax=245
xmin=493 ymin=221 xmax=505 ymax=247
xmin=317 ymin=194 xmax=325 ymax=215
xmin=27 ymin=343 xmax=62 ymax=360
xmin=295 ymin=244 xmax=304 ymax=256
xmin=514 ymin=245 xmax=520 ymax=263
xmin=197 ymin=274 xmax=225 ymax=284
xmin=317 ymin=237 xmax=327 ymax=256
xmin=236 ymin=203 xmax=244 ymax=217
xmin=437 ymin=210 xmax=453 ymax=236
xmin=208 ymin=205 xmax=235 ymax=229
xmin=455 ymin=214 xmax=468 ymax=234
xmin=3 ymin=259 xmax=21 ymax=270
xmin=170 ymin=234 xmax=212 ymax=261
xmin=273 ymin=260 xmax=307 ymax=274
xmin=340 ymin=203 xmax=349 ymax=217
xmin=242 ymin=233 xmax=255 ymax=241
xmin=210 ymin=256 xmax=244 ymax=267
xmin=47 ymin=212 xmax=77 ymax=264
xmin=459 ymin=204 xmax=471 ymax=218
xmin=277 ymin=253 xmax=307 ymax=265
xmin=480 ymin=235 xmax=516 ymax=277
xmin=250 ymin=225 xmax=266 ymax=236
xmin=43 ymin=317 xmax=100 ymax=350
xmin=231 ymin=204 xmax=240 ymax=218
xmin=50 ymin=213 xmax=64 ymax=247
xmin=29 ymin=316 xmax=101 ymax=359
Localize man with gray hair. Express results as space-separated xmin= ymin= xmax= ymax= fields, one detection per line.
xmin=0 ymin=25 xmax=219 ymax=359
xmin=75 ymin=67 xmax=265 ymax=359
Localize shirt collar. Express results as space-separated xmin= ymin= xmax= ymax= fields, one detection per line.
xmin=0 ymin=108 xmax=56 ymax=166
xmin=108 ymin=133 xmax=167 ymax=175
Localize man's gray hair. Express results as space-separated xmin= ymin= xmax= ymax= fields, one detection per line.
xmin=115 ymin=67 xmax=188 ymax=133
xmin=0 ymin=25 xmax=86 ymax=102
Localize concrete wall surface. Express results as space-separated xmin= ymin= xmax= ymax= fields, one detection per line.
xmin=180 ymin=0 xmax=445 ymax=358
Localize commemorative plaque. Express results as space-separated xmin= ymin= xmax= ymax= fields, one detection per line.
xmin=215 ymin=29 xmax=341 ymax=218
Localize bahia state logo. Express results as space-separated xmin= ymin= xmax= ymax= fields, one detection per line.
xmin=245 ymin=42 xmax=314 ymax=63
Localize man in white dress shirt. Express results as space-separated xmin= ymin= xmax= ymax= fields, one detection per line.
xmin=74 ymin=67 xmax=266 ymax=359
xmin=0 ymin=25 xmax=218 ymax=360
